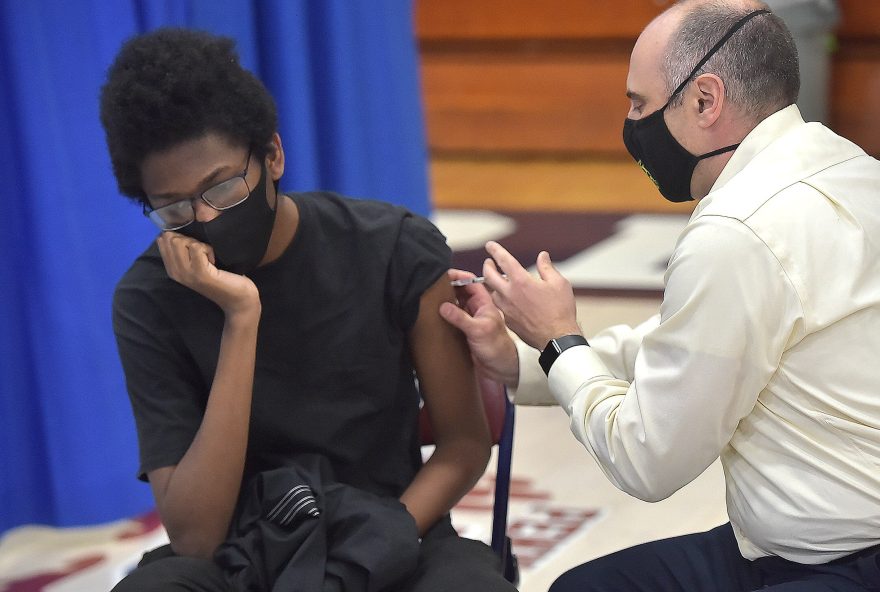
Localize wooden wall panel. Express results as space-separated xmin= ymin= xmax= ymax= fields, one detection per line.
xmin=836 ymin=0 xmax=880 ymax=38
xmin=832 ymin=0 xmax=880 ymax=156
xmin=417 ymin=0 xmax=671 ymax=40
xmin=417 ymin=0 xmax=665 ymax=155
xmin=417 ymin=0 xmax=880 ymax=157
xmin=831 ymin=49 xmax=880 ymax=156
xmin=422 ymin=48 xmax=631 ymax=153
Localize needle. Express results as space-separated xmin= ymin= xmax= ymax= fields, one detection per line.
xmin=450 ymin=274 xmax=507 ymax=287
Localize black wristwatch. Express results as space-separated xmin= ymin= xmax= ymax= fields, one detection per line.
xmin=539 ymin=334 xmax=589 ymax=376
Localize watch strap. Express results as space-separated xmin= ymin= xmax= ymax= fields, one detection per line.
xmin=539 ymin=334 xmax=589 ymax=376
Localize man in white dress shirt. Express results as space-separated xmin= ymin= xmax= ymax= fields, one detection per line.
xmin=440 ymin=0 xmax=880 ymax=590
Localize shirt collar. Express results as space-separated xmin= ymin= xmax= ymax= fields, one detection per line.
xmin=708 ymin=104 xmax=805 ymax=195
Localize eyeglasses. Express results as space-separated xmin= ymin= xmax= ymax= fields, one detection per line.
xmin=143 ymin=148 xmax=254 ymax=231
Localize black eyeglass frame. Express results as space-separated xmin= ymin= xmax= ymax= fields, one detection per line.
xmin=142 ymin=147 xmax=254 ymax=231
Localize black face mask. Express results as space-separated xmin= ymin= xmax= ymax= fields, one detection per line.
xmin=622 ymin=9 xmax=770 ymax=203
xmin=179 ymin=160 xmax=277 ymax=275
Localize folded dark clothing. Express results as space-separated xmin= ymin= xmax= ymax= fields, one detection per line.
xmin=215 ymin=454 xmax=420 ymax=592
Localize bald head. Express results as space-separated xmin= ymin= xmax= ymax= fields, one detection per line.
xmin=657 ymin=0 xmax=800 ymax=121
xmin=677 ymin=0 xmax=767 ymax=12
xmin=634 ymin=0 xmax=755 ymax=47
xmin=625 ymin=9 xmax=683 ymax=117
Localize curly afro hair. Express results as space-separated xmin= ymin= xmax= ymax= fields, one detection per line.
xmin=99 ymin=28 xmax=278 ymax=205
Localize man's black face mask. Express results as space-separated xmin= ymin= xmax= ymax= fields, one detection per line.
xmin=622 ymin=9 xmax=770 ymax=203
xmin=179 ymin=159 xmax=276 ymax=275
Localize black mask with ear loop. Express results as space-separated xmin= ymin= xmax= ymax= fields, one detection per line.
xmin=179 ymin=159 xmax=277 ymax=275
xmin=622 ymin=9 xmax=770 ymax=202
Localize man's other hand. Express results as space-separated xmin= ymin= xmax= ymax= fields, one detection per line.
xmin=482 ymin=241 xmax=581 ymax=350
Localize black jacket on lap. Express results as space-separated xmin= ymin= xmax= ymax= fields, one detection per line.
xmin=215 ymin=454 xmax=420 ymax=592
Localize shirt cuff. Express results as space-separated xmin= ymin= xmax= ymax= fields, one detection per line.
xmin=547 ymin=345 xmax=614 ymax=409
xmin=509 ymin=337 xmax=557 ymax=406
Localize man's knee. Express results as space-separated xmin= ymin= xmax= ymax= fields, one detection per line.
xmin=549 ymin=556 xmax=629 ymax=592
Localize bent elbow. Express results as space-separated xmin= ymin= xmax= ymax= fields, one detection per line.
xmin=476 ymin=441 xmax=492 ymax=473
xmin=167 ymin=530 xmax=222 ymax=559
xmin=595 ymin=442 xmax=693 ymax=503
xmin=169 ymin=539 xmax=216 ymax=560
xmin=462 ymin=436 xmax=493 ymax=480
xmin=628 ymin=486 xmax=675 ymax=503
xmin=604 ymin=465 xmax=683 ymax=503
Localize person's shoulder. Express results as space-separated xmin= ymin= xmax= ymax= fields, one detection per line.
xmin=288 ymin=191 xmax=429 ymax=233
xmin=698 ymin=121 xmax=871 ymax=224
xmin=113 ymin=241 xmax=180 ymax=310
xmin=116 ymin=241 xmax=164 ymax=288
xmin=290 ymin=191 xmax=407 ymax=215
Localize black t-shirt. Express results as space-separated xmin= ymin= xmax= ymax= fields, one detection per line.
xmin=113 ymin=192 xmax=450 ymax=498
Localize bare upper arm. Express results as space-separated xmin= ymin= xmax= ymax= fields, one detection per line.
xmin=409 ymin=275 xmax=490 ymax=447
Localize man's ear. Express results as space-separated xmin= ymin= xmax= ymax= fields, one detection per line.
xmin=693 ymin=73 xmax=725 ymax=128
xmin=267 ymin=132 xmax=285 ymax=181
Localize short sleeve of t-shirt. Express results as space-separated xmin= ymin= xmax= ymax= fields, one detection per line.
xmin=385 ymin=213 xmax=451 ymax=331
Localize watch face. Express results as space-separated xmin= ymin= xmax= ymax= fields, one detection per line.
xmin=539 ymin=340 xmax=561 ymax=376
xmin=540 ymin=335 xmax=589 ymax=376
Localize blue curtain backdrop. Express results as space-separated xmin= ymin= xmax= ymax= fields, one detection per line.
xmin=0 ymin=0 xmax=430 ymax=532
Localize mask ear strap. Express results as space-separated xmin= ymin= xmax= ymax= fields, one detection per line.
xmin=669 ymin=9 xmax=771 ymax=100
xmin=698 ymin=143 xmax=740 ymax=160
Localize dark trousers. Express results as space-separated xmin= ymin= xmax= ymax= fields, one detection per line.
xmin=550 ymin=523 xmax=880 ymax=592
xmin=110 ymin=518 xmax=515 ymax=592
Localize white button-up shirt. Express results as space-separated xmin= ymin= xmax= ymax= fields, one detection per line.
xmin=513 ymin=105 xmax=880 ymax=563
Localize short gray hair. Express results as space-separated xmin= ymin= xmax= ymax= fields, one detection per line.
xmin=664 ymin=0 xmax=800 ymax=120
